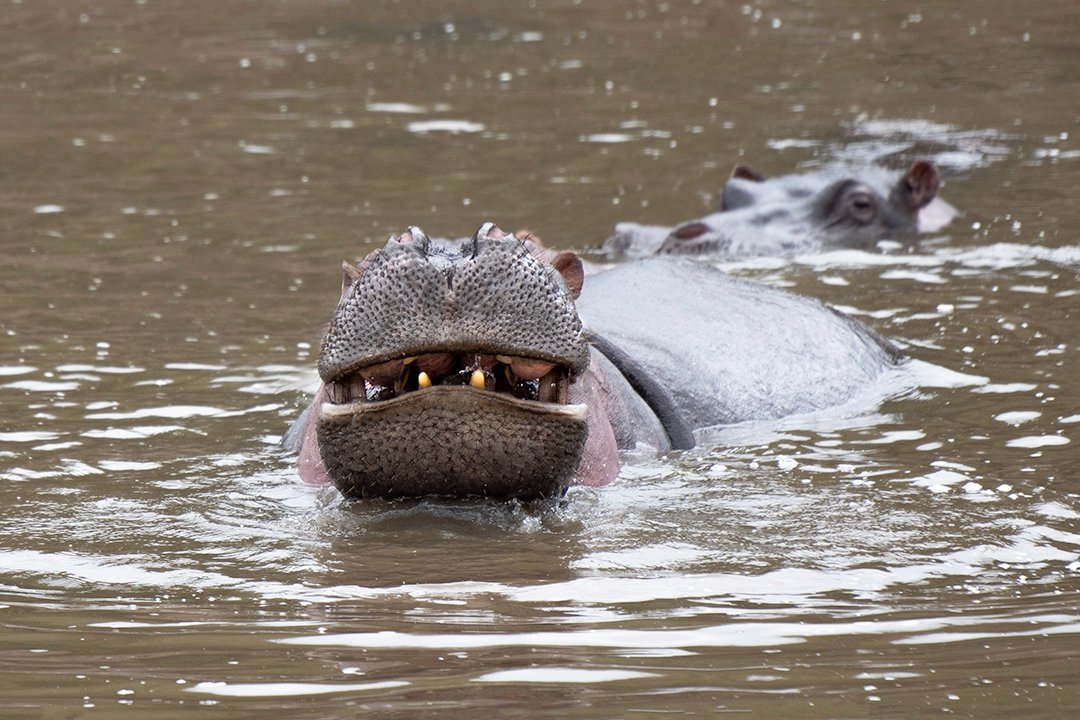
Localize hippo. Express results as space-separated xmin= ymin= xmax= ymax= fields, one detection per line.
xmin=605 ymin=160 xmax=957 ymax=259
xmin=284 ymin=223 xmax=902 ymax=501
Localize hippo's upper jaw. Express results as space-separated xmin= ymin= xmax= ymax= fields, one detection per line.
xmin=313 ymin=224 xmax=590 ymax=501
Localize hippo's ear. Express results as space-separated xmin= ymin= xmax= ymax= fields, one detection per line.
xmin=551 ymin=251 xmax=584 ymax=300
xmin=898 ymin=161 xmax=940 ymax=211
xmin=341 ymin=261 xmax=363 ymax=297
xmin=731 ymin=164 xmax=767 ymax=182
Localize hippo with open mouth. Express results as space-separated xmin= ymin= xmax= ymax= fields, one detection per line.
xmin=605 ymin=160 xmax=957 ymax=259
xmin=285 ymin=223 xmax=902 ymax=500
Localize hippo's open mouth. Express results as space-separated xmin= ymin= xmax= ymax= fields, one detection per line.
xmin=323 ymin=351 xmax=571 ymax=406
xmin=316 ymin=348 xmax=588 ymax=501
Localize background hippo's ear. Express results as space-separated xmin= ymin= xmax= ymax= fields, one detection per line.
xmin=898 ymin=160 xmax=940 ymax=211
xmin=731 ymin=164 xmax=766 ymax=182
xmin=551 ymin=251 xmax=584 ymax=299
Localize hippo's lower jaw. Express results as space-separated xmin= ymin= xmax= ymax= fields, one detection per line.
xmin=316 ymin=350 xmax=588 ymax=501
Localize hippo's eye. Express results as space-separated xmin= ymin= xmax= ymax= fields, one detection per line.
xmin=848 ymin=192 xmax=876 ymax=223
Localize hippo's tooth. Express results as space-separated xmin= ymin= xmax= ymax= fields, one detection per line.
xmin=469 ymin=369 xmax=486 ymax=390
xmin=403 ymin=356 xmax=417 ymax=365
xmin=418 ymin=371 xmax=432 ymax=388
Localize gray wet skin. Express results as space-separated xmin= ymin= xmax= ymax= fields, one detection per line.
xmin=287 ymin=223 xmax=902 ymax=501
xmin=605 ymin=160 xmax=956 ymax=259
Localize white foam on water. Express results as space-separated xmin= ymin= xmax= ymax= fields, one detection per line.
xmin=31 ymin=441 xmax=82 ymax=452
xmin=278 ymin=611 xmax=1080 ymax=652
xmin=973 ymin=382 xmax=1037 ymax=394
xmin=86 ymin=405 xmax=226 ymax=420
xmin=994 ymin=411 xmax=1041 ymax=425
xmin=855 ymin=430 xmax=926 ymax=445
xmin=854 ymin=118 xmax=960 ymax=137
xmin=1034 ymin=502 xmax=1080 ymax=520
xmin=164 ymin=363 xmax=227 ymax=371
xmin=89 ymin=620 xmax=318 ymax=629
xmin=880 ymin=269 xmax=945 ymax=284
xmin=581 ymin=133 xmax=634 ymax=143
xmin=910 ymin=469 xmax=970 ymax=491
xmin=239 ymin=142 xmax=275 ymax=154
xmin=366 ymin=102 xmax=427 ymax=114
xmin=770 ymin=242 xmax=1080 ymax=276
xmin=474 ymin=668 xmax=657 ymax=684
xmin=55 ymin=364 xmax=144 ymax=374
xmin=187 ymin=680 xmax=408 ymax=697
xmin=905 ymin=359 xmax=987 ymax=388
xmin=1009 ymin=284 xmax=1048 ymax=294
xmin=80 ymin=426 xmax=187 ymax=439
xmin=1006 ymin=435 xmax=1070 ymax=448
xmin=0 ymin=431 xmax=60 ymax=443
xmin=574 ymin=542 xmax=717 ymax=572
xmin=97 ymin=461 xmax=162 ymax=471
xmin=407 ymin=119 xmax=485 ymax=134
xmin=767 ymin=138 xmax=821 ymax=150
xmin=3 ymin=380 xmax=80 ymax=392
xmin=895 ymin=621 xmax=1080 ymax=646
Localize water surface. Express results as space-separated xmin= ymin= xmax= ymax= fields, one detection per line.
xmin=1 ymin=1 xmax=1078 ymax=716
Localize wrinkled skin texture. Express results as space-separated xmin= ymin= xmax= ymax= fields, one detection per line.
xmin=605 ymin=160 xmax=957 ymax=259
xmin=286 ymin=224 xmax=903 ymax=501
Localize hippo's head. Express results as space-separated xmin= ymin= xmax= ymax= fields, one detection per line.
xmin=656 ymin=160 xmax=951 ymax=256
xmin=314 ymin=223 xmax=590 ymax=501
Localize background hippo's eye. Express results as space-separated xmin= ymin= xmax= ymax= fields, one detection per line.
xmin=848 ymin=192 xmax=876 ymax=222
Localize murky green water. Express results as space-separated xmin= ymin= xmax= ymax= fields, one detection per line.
xmin=2 ymin=1 xmax=1078 ymax=716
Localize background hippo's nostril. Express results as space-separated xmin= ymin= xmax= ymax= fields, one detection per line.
xmin=731 ymin=164 xmax=767 ymax=182
xmin=671 ymin=222 xmax=710 ymax=241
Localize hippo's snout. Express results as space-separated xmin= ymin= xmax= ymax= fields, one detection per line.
xmin=312 ymin=224 xmax=591 ymax=500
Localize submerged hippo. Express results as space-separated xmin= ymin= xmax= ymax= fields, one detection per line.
xmin=605 ymin=160 xmax=956 ymax=259
xmin=285 ymin=223 xmax=902 ymax=500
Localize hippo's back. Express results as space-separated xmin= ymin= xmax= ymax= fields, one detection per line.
xmin=576 ymin=258 xmax=901 ymax=428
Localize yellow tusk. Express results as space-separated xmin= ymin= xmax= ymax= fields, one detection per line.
xmin=418 ymin=371 xmax=432 ymax=388
xmin=469 ymin=369 xmax=486 ymax=389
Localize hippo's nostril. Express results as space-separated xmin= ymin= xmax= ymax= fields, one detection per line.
xmin=469 ymin=222 xmax=507 ymax=257
xmin=396 ymin=225 xmax=430 ymax=251
xmin=473 ymin=222 xmax=500 ymax=241
xmin=671 ymin=221 xmax=710 ymax=241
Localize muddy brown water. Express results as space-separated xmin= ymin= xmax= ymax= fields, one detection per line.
xmin=2 ymin=1 xmax=1078 ymax=717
